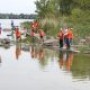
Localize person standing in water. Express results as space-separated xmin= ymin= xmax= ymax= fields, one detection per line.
xmin=39 ymin=29 xmax=46 ymax=44
xmin=57 ymin=28 xmax=64 ymax=48
xmin=11 ymin=20 xmax=15 ymax=35
xmin=11 ymin=20 xmax=15 ymax=30
xmin=31 ymin=20 xmax=39 ymax=33
xmin=15 ymin=26 xmax=21 ymax=42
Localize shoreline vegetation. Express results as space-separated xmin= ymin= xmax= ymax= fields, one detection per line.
xmin=0 ymin=13 xmax=37 ymax=19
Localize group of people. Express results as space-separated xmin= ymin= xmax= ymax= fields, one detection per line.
xmin=31 ymin=20 xmax=74 ymax=48
xmin=0 ymin=19 xmax=73 ymax=49
xmin=30 ymin=20 xmax=46 ymax=43
xmin=57 ymin=27 xmax=73 ymax=49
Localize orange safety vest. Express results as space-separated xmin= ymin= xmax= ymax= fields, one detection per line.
xmin=15 ymin=30 xmax=21 ymax=38
xmin=64 ymin=30 xmax=71 ymax=39
xmin=68 ymin=30 xmax=74 ymax=39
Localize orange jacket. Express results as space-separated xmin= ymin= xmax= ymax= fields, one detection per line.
xmin=63 ymin=29 xmax=73 ymax=39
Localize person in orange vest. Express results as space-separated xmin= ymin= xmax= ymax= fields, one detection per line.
xmin=31 ymin=20 xmax=39 ymax=33
xmin=39 ymin=29 xmax=46 ymax=44
xmin=15 ymin=43 xmax=21 ymax=60
xmin=68 ymin=28 xmax=74 ymax=45
xmin=38 ymin=47 xmax=45 ymax=61
xmin=57 ymin=28 xmax=64 ymax=48
xmin=15 ymin=26 xmax=21 ymax=41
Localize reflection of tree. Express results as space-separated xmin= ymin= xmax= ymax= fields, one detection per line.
xmin=38 ymin=46 xmax=46 ymax=68
xmin=15 ymin=43 xmax=21 ymax=60
xmin=30 ymin=45 xmax=47 ymax=68
xmin=71 ymin=54 xmax=90 ymax=80
xmin=58 ymin=52 xmax=74 ymax=71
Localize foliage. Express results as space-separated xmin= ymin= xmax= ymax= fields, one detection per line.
xmin=34 ymin=0 xmax=90 ymax=39
xmin=20 ymin=21 xmax=31 ymax=30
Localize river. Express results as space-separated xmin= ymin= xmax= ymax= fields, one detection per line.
xmin=0 ymin=19 xmax=90 ymax=90
xmin=0 ymin=19 xmax=33 ymax=28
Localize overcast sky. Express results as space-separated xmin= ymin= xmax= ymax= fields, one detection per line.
xmin=0 ymin=0 xmax=36 ymax=14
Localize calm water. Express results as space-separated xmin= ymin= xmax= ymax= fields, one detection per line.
xmin=0 ymin=43 xmax=90 ymax=90
xmin=0 ymin=19 xmax=90 ymax=90
xmin=0 ymin=19 xmax=33 ymax=28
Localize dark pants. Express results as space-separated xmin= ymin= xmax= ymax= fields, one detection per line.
xmin=64 ymin=38 xmax=70 ymax=49
xmin=59 ymin=39 xmax=63 ymax=48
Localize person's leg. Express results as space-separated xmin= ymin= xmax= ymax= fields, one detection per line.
xmin=59 ymin=39 xmax=63 ymax=48
xmin=70 ymin=38 xmax=72 ymax=45
xmin=66 ymin=38 xmax=70 ymax=49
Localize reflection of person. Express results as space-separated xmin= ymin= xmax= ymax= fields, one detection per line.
xmin=15 ymin=43 xmax=21 ymax=60
xmin=38 ymin=47 xmax=45 ymax=61
xmin=30 ymin=46 xmax=36 ymax=58
xmin=58 ymin=52 xmax=74 ymax=71
xmin=57 ymin=28 xmax=64 ymax=48
xmin=0 ymin=23 xmax=2 ymax=34
xmin=38 ymin=46 xmax=47 ymax=68
xmin=15 ymin=26 xmax=21 ymax=41
xmin=65 ymin=52 xmax=74 ymax=71
xmin=30 ymin=46 xmax=45 ymax=61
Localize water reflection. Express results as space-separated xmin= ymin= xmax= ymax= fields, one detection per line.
xmin=2 ymin=42 xmax=90 ymax=81
xmin=58 ymin=51 xmax=74 ymax=71
xmin=0 ymin=55 xmax=2 ymax=67
xmin=30 ymin=45 xmax=47 ymax=68
xmin=30 ymin=45 xmax=37 ymax=59
xmin=15 ymin=43 xmax=21 ymax=60
xmin=37 ymin=46 xmax=46 ymax=68
xmin=71 ymin=54 xmax=90 ymax=80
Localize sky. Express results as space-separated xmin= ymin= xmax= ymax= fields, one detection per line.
xmin=0 ymin=0 xmax=36 ymax=14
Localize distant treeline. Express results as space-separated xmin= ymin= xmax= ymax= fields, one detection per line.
xmin=0 ymin=13 xmax=37 ymax=19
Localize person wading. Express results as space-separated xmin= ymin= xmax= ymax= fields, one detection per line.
xmin=39 ymin=29 xmax=46 ymax=44
xmin=31 ymin=20 xmax=39 ymax=33
xmin=57 ymin=28 xmax=64 ymax=48
xmin=15 ymin=26 xmax=21 ymax=42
